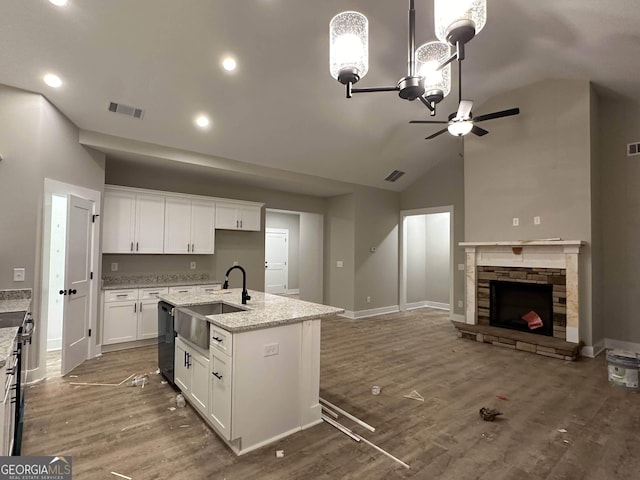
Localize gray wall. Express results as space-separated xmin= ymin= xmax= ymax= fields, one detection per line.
xmin=401 ymin=152 xmax=465 ymax=316
xmin=406 ymin=216 xmax=427 ymax=304
xmin=0 ymin=84 xmax=106 ymax=372
xmin=105 ymin=158 xmax=327 ymax=292
xmin=464 ymin=79 xmax=599 ymax=347
xmin=299 ymin=213 xmax=324 ymax=304
xmin=324 ymin=194 xmax=355 ymax=310
xmin=424 ymin=213 xmax=450 ymax=305
xmin=265 ymin=211 xmax=300 ymax=290
xmin=600 ymin=97 xmax=640 ymax=345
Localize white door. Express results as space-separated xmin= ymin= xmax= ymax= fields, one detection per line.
xmin=61 ymin=195 xmax=92 ymax=375
xmin=265 ymin=229 xmax=288 ymax=294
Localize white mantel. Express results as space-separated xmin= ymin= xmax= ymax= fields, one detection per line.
xmin=461 ymin=240 xmax=585 ymax=344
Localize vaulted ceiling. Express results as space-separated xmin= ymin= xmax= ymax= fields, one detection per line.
xmin=1 ymin=1 xmax=638 ymax=196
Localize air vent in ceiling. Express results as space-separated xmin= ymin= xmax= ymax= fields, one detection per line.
xmin=384 ymin=170 xmax=405 ymax=182
xmin=108 ymin=101 xmax=144 ymax=119
xmin=627 ymin=142 xmax=640 ymax=157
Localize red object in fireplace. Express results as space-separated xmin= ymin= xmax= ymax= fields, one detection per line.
xmin=522 ymin=310 xmax=543 ymax=330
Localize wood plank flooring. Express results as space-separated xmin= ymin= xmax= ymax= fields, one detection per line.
xmin=23 ymin=309 xmax=640 ymax=479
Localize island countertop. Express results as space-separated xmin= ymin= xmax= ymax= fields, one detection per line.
xmin=159 ymin=289 xmax=344 ymax=332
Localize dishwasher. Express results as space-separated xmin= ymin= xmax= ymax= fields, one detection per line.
xmin=158 ymin=302 xmax=176 ymax=386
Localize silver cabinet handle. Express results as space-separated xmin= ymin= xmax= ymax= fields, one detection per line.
xmin=240 ymin=220 xmax=243 ymax=228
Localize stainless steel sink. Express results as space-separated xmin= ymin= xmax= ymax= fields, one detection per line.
xmin=175 ymin=302 xmax=246 ymax=349
xmin=0 ymin=311 xmax=26 ymax=329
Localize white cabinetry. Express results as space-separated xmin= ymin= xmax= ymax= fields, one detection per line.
xmin=168 ymin=285 xmax=196 ymax=295
xmin=164 ymin=197 xmax=215 ymax=254
xmin=103 ymin=189 xmax=165 ymax=253
xmin=215 ymin=202 xmax=261 ymax=231
xmin=0 ymin=344 xmax=17 ymax=456
xmin=174 ymin=336 xmax=209 ymax=415
xmin=209 ymin=348 xmax=232 ymax=439
xmin=102 ymin=287 xmax=168 ymax=345
xmin=196 ymin=284 xmax=222 ymax=294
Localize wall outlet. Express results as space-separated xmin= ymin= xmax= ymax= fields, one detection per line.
xmin=111 ymin=263 xmax=118 ymax=272
xmin=458 ymin=263 xmax=465 ymax=271
xmin=366 ymin=296 xmax=371 ymax=303
xmin=13 ymin=268 xmax=25 ymax=282
xmin=264 ymin=343 xmax=279 ymax=357
xmin=534 ymin=216 xmax=541 ymax=225
xmin=190 ymin=261 xmax=196 ymax=270
xmin=458 ymin=300 xmax=464 ymax=308
xmin=336 ymin=260 xmax=343 ymax=268
xmin=512 ymin=217 xmax=519 ymax=227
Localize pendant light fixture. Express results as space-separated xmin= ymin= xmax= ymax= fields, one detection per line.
xmin=329 ymin=0 xmax=487 ymax=116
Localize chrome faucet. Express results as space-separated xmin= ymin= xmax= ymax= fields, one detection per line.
xmin=223 ymin=265 xmax=251 ymax=304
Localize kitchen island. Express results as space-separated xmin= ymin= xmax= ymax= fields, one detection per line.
xmin=159 ymin=289 xmax=343 ymax=455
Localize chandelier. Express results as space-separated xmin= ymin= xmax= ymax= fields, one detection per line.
xmin=329 ymin=0 xmax=487 ymax=116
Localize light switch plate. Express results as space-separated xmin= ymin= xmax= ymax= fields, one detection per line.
xmin=336 ymin=261 xmax=343 ymax=268
xmin=13 ymin=268 xmax=25 ymax=282
xmin=512 ymin=217 xmax=520 ymax=227
xmin=534 ymin=216 xmax=541 ymax=225
xmin=458 ymin=263 xmax=465 ymax=271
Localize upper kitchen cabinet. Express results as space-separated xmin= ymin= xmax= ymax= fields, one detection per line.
xmin=164 ymin=197 xmax=215 ymax=254
xmin=103 ymin=188 xmax=165 ymax=253
xmin=215 ymin=201 xmax=261 ymax=231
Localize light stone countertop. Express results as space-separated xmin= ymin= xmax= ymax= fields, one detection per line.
xmin=0 ymin=290 xmax=30 ymax=368
xmin=159 ymin=289 xmax=344 ymax=333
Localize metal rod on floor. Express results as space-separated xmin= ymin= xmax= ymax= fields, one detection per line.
xmin=319 ymin=398 xmax=375 ymax=432
xmin=322 ymin=415 xmax=360 ymax=442
xmin=321 ymin=405 xmax=339 ymax=419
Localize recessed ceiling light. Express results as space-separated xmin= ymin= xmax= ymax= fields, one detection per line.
xmin=195 ymin=115 xmax=210 ymax=128
xmin=43 ymin=73 xmax=63 ymax=88
xmin=49 ymin=0 xmax=68 ymax=6
xmin=222 ymin=57 xmax=237 ymax=72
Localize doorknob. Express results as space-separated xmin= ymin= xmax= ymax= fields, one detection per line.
xmin=59 ymin=290 xmax=67 ymax=295
xmin=69 ymin=289 xmax=77 ymax=295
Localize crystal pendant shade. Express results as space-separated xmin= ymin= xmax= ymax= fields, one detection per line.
xmin=415 ymin=42 xmax=451 ymax=99
xmin=329 ymin=11 xmax=369 ymax=82
xmin=434 ymin=0 xmax=487 ymax=44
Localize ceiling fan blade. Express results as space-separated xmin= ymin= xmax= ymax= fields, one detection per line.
xmin=425 ymin=128 xmax=449 ymax=140
xmin=409 ymin=120 xmax=449 ymax=124
xmin=474 ymin=108 xmax=520 ymax=123
xmin=471 ymin=125 xmax=489 ymax=136
xmin=456 ymin=100 xmax=473 ymax=120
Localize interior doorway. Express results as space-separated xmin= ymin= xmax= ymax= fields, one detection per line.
xmin=399 ymin=206 xmax=453 ymax=312
xmin=38 ymin=179 xmax=101 ymax=381
xmin=265 ymin=228 xmax=289 ymax=294
xmin=265 ymin=209 xmax=324 ymax=303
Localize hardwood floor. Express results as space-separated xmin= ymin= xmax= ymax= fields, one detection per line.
xmin=23 ymin=309 xmax=640 ymax=479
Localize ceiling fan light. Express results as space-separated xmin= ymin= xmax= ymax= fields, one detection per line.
xmin=434 ymin=0 xmax=487 ymax=45
xmin=448 ymin=120 xmax=473 ymax=136
xmin=329 ymin=11 xmax=368 ymax=84
xmin=416 ymin=41 xmax=451 ymax=102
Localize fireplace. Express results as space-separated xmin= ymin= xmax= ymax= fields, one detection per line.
xmin=490 ymin=280 xmax=553 ymax=337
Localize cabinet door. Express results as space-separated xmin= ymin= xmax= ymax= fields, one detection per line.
xmin=138 ymin=299 xmax=160 ymax=340
xmin=102 ymin=190 xmax=136 ymax=253
xmin=135 ymin=194 xmax=165 ymax=253
xmin=190 ymin=349 xmax=210 ymax=415
xmin=164 ymin=197 xmax=192 ymax=254
xmin=0 ymin=370 xmax=8 ymax=456
xmin=102 ymin=301 xmax=138 ymax=345
xmin=209 ymin=350 xmax=232 ymax=440
xmin=238 ymin=205 xmax=261 ymax=231
xmin=174 ymin=338 xmax=190 ymax=395
xmin=191 ymin=200 xmax=215 ymax=253
xmin=215 ymin=204 xmax=239 ymax=230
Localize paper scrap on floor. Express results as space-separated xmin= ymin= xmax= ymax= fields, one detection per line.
xmin=403 ymin=390 xmax=424 ymax=401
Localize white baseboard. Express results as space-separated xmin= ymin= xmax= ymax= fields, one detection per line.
xmin=582 ymin=338 xmax=605 ymax=358
xmin=339 ymin=305 xmax=400 ymax=320
xmin=286 ymin=289 xmax=300 ymax=295
xmin=47 ymin=338 xmax=61 ymax=351
xmin=450 ymin=313 xmax=465 ymax=323
xmin=604 ymin=338 xmax=640 ymax=355
xmin=406 ymin=301 xmax=450 ymax=311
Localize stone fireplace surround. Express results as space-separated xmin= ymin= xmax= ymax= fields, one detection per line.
xmin=455 ymin=240 xmax=584 ymax=360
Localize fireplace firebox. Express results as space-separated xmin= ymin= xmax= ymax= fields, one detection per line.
xmin=489 ymin=280 xmax=554 ymax=337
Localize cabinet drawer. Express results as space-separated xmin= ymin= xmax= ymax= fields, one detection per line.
xmin=168 ymin=285 xmax=196 ymax=295
xmin=139 ymin=287 xmax=169 ymax=300
xmin=105 ymin=289 xmax=138 ymax=302
xmin=210 ymin=326 xmax=233 ymax=356
xmin=196 ymin=284 xmax=222 ymax=294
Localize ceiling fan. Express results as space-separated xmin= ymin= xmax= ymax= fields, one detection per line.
xmin=409 ymin=62 xmax=520 ymax=139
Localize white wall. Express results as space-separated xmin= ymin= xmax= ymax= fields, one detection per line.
xmin=46 ymin=195 xmax=67 ymax=351
xmin=424 ymin=213 xmax=450 ymax=305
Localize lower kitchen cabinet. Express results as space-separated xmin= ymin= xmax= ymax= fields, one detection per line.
xmin=0 ymin=341 xmax=17 ymax=456
xmin=174 ymin=336 xmax=209 ymax=415
xmin=209 ymin=349 xmax=232 ymax=440
xmin=103 ymin=299 xmax=138 ymax=344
